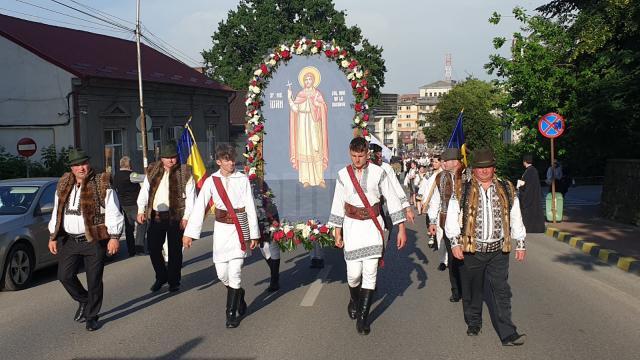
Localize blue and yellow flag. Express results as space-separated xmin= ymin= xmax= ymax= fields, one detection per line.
xmin=447 ymin=110 xmax=467 ymax=166
xmin=177 ymin=117 xmax=208 ymax=190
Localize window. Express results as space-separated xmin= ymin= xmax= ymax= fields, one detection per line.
xmin=104 ymin=129 xmax=125 ymax=173
xmin=166 ymin=126 xmax=184 ymax=142
xmin=38 ymin=184 xmax=56 ymax=209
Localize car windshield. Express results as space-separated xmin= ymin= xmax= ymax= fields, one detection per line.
xmin=0 ymin=186 xmax=41 ymax=215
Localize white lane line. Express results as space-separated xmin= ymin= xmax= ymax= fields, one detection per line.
xmin=300 ymin=265 xmax=333 ymax=307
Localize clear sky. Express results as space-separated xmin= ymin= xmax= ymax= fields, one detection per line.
xmin=1 ymin=0 xmax=547 ymax=94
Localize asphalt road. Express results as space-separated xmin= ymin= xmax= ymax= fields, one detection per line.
xmin=1 ymin=215 xmax=640 ymax=360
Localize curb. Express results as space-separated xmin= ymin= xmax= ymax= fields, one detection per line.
xmin=545 ymin=227 xmax=640 ymax=275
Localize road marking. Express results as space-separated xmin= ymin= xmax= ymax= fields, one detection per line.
xmin=300 ymin=265 xmax=333 ymax=307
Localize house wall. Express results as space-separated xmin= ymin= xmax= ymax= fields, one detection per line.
xmin=0 ymin=36 xmax=75 ymax=160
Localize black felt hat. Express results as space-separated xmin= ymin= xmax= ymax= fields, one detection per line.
xmin=471 ymin=148 xmax=496 ymax=168
xmin=441 ymin=148 xmax=462 ymax=161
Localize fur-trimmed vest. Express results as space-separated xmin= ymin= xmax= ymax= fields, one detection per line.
xmin=459 ymin=177 xmax=515 ymax=253
xmin=51 ymin=170 xmax=111 ymax=242
xmin=435 ymin=168 xmax=464 ymax=227
xmin=143 ymin=162 xmax=192 ymax=221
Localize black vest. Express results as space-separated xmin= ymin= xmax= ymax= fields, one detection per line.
xmin=113 ymin=169 xmax=140 ymax=206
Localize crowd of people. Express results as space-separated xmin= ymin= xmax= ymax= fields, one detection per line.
xmin=46 ymin=139 xmax=546 ymax=347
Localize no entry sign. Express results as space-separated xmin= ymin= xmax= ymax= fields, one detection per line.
xmin=538 ymin=113 xmax=565 ymax=139
xmin=17 ymin=138 xmax=37 ymax=157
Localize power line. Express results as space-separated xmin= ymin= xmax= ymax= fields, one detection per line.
xmin=0 ymin=7 xmax=131 ymax=34
xmin=140 ymin=34 xmax=188 ymax=65
xmin=47 ymin=0 xmax=133 ymax=31
xmin=13 ymin=0 xmax=132 ymax=33
xmin=66 ymin=0 xmax=136 ymax=27
xmin=142 ymin=25 xmax=202 ymax=66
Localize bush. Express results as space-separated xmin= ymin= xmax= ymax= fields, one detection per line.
xmin=0 ymin=145 xmax=70 ymax=180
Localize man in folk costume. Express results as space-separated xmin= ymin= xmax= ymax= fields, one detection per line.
xmin=427 ymin=148 xmax=466 ymax=302
xmin=369 ymin=143 xmax=415 ymax=231
xmin=183 ymin=144 xmax=260 ymax=328
xmin=418 ymin=155 xmax=447 ymax=269
xmin=136 ymin=142 xmax=195 ymax=293
xmin=445 ymin=148 xmax=527 ymax=346
xmin=328 ymin=137 xmax=407 ymax=335
xmin=47 ymin=149 xmax=124 ymax=331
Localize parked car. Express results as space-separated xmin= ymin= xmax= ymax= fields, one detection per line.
xmin=0 ymin=178 xmax=58 ymax=290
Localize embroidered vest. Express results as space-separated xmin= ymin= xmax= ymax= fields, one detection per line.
xmin=459 ymin=177 xmax=515 ymax=253
xmin=435 ymin=168 xmax=463 ymax=227
xmin=51 ymin=171 xmax=111 ymax=242
xmin=144 ymin=162 xmax=191 ymax=221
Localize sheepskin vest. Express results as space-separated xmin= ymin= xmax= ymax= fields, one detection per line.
xmin=51 ymin=170 xmax=111 ymax=242
xmin=144 ymin=162 xmax=191 ymax=221
xmin=435 ymin=167 xmax=464 ymax=227
xmin=459 ymin=176 xmax=515 ymax=253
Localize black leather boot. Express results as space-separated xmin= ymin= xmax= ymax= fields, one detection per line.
xmin=238 ymin=288 xmax=247 ymax=317
xmin=348 ymin=286 xmax=360 ymax=320
xmin=225 ymin=287 xmax=240 ymax=328
xmin=356 ymin=288 xmax=374 ymax=335
xmin=267 ymin=258 xmax=280 ymax=292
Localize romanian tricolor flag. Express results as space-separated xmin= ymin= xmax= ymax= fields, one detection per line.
xmin=447 ymin=109 xmax=467 ymax=166
xmin=177 ymin=117 xmax=207 ymax=191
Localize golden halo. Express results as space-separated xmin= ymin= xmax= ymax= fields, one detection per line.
xmin=298 ymin=66 xmax=321 ymax=88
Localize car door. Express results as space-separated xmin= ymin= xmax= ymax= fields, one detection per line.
xmin=30 ymin=183 xmax=56 ymax=266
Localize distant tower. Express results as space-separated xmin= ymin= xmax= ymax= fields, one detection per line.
xmin=444 ymin=53 xmax=452 ymax=82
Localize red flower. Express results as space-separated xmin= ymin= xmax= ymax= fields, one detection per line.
xmin=351 ymin=80 xmax=358 ymax=89
xmin=244 ymin=166 xmax=250 ymax=173
xmin=325 ymin=49 xmax=333 ymax=58
xmin=363 ymin=129 xmax=369 ymax=136
xmin=247 ymin=142 xmax=254 ymax=150
xmin=294 ymin=237 xmax=302 ymax=245
xmin=294 ymin=40 xmax=300 ymax=47
xmin=281 ymin=50 xmax=291 ymax=59
xmin=286 ymin=230 xmax=294 ymax=239
xmin=260 ymin=63 xmax=269 ymax=75
xmin=348 ymin=60 xmax=358 ymax=69
xmin=340 ymin=50 xmax=347 ymax=57
xmin=333 ymin=49 xmax=339 ymax=57
xmin=363 ymin=91 xmax=370 ymax=100
xmin=272 ymin=221 xmax=280 ymax=228
xmin=252 ymin=101 xmax=261 ymax=108
xmin=254 ymin=124 xmax=264 ymax=132
xmin=248 ymin=156 xmax=254 ymax=163
xmin=310 ymin=235 xmax=317 ymax=242
xmin=319 ymin=225 xmax=330 ymax=234
xmin=274 ymin=54 xmax=280 ymax=61
xmin=315 ymin=40 xmax=322 ymax=49
xmin=305 ymin=39 xmax=311 ymax=45
xmin=273 ymin=230 xmax=285 ymax=242
xmin=361 ymin=79 xmax=368 ymax=87
xmin=249 ymin=173 xmax=257 ymax=181
xmin=250 ymin=80 xmax=257 ymax=86
xmin=363 ymin=114 xmax=370 ymax=122
xmin=355 ymin=103 xmax=363 ymax=112
xmin=356 ymin=87 xmax=364 ymax=94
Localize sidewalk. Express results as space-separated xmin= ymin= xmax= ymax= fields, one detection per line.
xmin=541 ymin=185 xmax=640 ymax=273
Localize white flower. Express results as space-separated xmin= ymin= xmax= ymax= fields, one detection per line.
xmin=301 ymin=44 xmax=308 ymax=52
xmin=249 ymin=134 xmax=260 ymax=144
xmin=295 ymin=47 xmax=303 ymax=55
xmin=245 ymin=98 xmax=252 ymax=106
xmin=283 ymin=224 xmax=292 ymax=233
xmin=268 ymin=59 xmax=277 ymax=66
xmin=302 ymin=226 xmax=311 ymax=238
xmin=254 ymin=69 xmax=262 ymax=76
xmin=312 ymin=229 xmax=320 ymax=235
xmin=280 ymin=45 xmax=287 ymax=51
xmin=354 ymin=117 xmax=361 ymax=124
xmin=295 ymin=223 xmax=306 ymax=231
xmin=341 ymin=60 xmax=350 ymax=68
xmin=356 ymin=70 xmax=363 ymax=79
xmin=250 ymin=85 xmax=260 ymax=94
xmin=347 ymin=72 xmax=356 ymax=80
xmin=248 ymin=167 xmax=256 ymax=175
xmin=310 ymin=47 xmax=318 ymax=54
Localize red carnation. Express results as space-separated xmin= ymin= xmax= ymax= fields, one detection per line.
xmin=351 ymin=80 xmax=358 ymax=89
xmin=252 ymin=101 xmax=261 ymax=108
xmin=333 ymin=49 xmax=339 ymax=57
xmin=260 ymin=64 xmax=269 ymax=75
xmin=244 ymin=166 xmax=250 ymax=173
xmin=361 ymin=79 xmax=368 ymax=86
xmin=249 ymin=173 xmax=257 ymax=181
xmin=294 ymin=237 xmax=302 ymax=245
xmin=255 ymin=124 xmax=264 ymax=132
xmin=248 ymin=156 xmax=254 ymax=163
xmin=310 ymin=235 xmax=317 ymax=242
xmin=273 ymin=230 xmax=285 ymax=242
xmin=272 ymin=221 xmax=280 ymax=228
xmin=325 ymin=49 xmax=333 ymax=58
xmin=355 ymin=103 xmax=363 ymax=112
xmin=250 ymin=80 xmax=257 ymax=86
xmin=286 ymin=230 xmax=294 ymax=239
xmin=281 ymin=50 xmax=291 ymax=59
xmin=319 ymin=225 xmax=329 ymax=234
xmin=305 ymin=39 xmax=311 ymax=45
xmin=247 ymin=142 xmax=254 ymax=150
xmin=364 ymin=92 xmax=370 ymax=100
xmin=349 ymin=60 xmax=358 ymax=69
xmin=340 ymin=50 xmax=347 ymax=57
xmin=356 ymin=87 xmax=364 ymax=94
xmin=315 ymin=40 xmax=322 ymax=49
xmin=274 ymin=54 xmax=280 ymax=61
xmin=363 ymin=129 xmax=369 ymax=136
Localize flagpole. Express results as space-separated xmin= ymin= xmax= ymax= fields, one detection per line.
xmin=136 ymin=0 xmax=149 ymax=170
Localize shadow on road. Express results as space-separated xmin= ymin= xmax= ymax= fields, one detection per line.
xmin=552 ymin=252 xmax=611 ymax=271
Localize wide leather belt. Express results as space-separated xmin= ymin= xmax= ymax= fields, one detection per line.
xmin=67 ymin=233 xmax=87 ymax=242
xmin=344 ymin=203 xmax=380 ymax=220
xmin=152 ymin=210 xmax=170 ymax=221
xmin=215 ymin=207 xmax=246 ymax=224
xmin=476 ymin=239 xmax=503 ymax=253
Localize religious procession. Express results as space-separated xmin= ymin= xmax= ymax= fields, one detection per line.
xmin=1 ymin=1 xmax=639 ymax=360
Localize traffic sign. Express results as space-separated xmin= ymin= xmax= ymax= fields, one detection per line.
xmin=16 ymin=138 xmax=37 ymax=157
xmin=538 ymin=112 xmax=565 ymax=139
xmin=136 ymin=114 xmax=152 ymax=131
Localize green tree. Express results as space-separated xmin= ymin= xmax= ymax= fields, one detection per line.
xmin=486 ymin=2 xmax=640 ymax=176
xmin=202 ymin=0 xmax=386 ymax=103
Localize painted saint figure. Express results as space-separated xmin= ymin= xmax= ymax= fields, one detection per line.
xmin=287 ymin=66 xmax=329 ymax=188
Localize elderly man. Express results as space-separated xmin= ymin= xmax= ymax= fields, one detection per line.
xmin=137 ymin=142 xmax=195 ymax=293
xmin=445 ymin=148 xmax=527 ymax=346
xmin=47 ymin=149 xmax=124 ymax=331
xmin=113 ymin=156 xmax=143 ymax=256
xmin=427 ymin=148 xmax=466 ymax=302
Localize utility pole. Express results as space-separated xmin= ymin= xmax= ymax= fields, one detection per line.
xmin=136 ymin=0 xmax=148 ymax=169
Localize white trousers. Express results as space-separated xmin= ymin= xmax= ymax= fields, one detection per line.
xmin=346 ymin=258 xmax=379 ymax=290
xmin=215 ymin=258 xmax=244 ymax=289
xmin=437 ymin=226 xmax=448 ymax=265
xmin=260 ymin=241 xmax=281 ymax=260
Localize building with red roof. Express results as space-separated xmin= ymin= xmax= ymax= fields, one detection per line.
xmin=0 ymin=14 xmax=234 ymax=171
